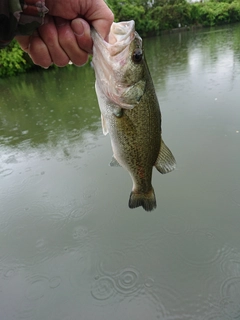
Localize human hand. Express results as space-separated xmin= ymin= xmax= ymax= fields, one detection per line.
xmin=15 ymin=0 xmax=114 ymax=68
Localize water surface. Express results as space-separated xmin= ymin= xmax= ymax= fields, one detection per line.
xmin=0 ymin=24 xmax=240 ymax=319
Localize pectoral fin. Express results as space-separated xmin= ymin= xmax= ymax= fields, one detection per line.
xmin=120 ymin=80 xmax=146 ymax=108
xmin=101 ymin=114 xmax=108 ymax=136
xmin=155 ymin=139 xmax=176 ymax=174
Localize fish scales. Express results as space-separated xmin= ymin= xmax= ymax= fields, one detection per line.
xmin=110 ymin=72 xmax=161 ymax=189
xmin=92 ymin=21 xmax=176 ymax=211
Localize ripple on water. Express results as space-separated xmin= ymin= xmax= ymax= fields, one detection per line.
xmin=220 ymin=276 xmax=240 ymax=318
xmin=90 ymin=275 xmax=164 ymax=319
xmin=114 ymin=267 xmax=141 ymax=295
xmin=4 ymin=268 xmax=18 ymax=279
xmin=67 ymin=207 xmax=87 ymax=220
xmin=177 ymin=228 xmax=227 ymax=266
xmin=25 ymin=275 xmax=49 ymax=301
xmin=3 ymin=217 xmax=62 ymax=266
xmin=0 ymin=168 xmax=13 ymax=177
xmin=161 ymin=213 xmax=189 ymax=235
xmin=40 ymin=199 xmax=89 ymax=233
xmin=72 ymin=225 xmax=89 ymax=242
xmin=91 ymin=276 xmax=116 ymax=300
xmin=115 ymin=289 xmax=168 ymax=320
xmin=20 ymin=171 xmax=45 ymax=193
xmin=183 ymin=294 xmax=224 ymax=320
xmin=146 ymin=284 xmax=184 ymax=319
xmin=17 ymin=308 xmax=36 ymax=320
xmin=220 ymin=297 xmax=240 ymax=319
xmin=144 ymin=277 xmax=155 ymax=288
xmin=4 ymin=154 xmax=18 ymax=164
xmin=220 ymin=248 xmax=240 ymax=277
xmin=70 ymin=223 xmax=96 ymax=253
xmin=68 ymin=255 xmax=92 ymax=289
xmin=55 ymin=191 xmax=96 ymax=223
xmin=1 ymin=165 xmax=46 ymax=199
xmin=98 ymin=251 xmax=127 ymax=276
xmin=49 ymin=276 xmax=62 ymax=289
xmin=92 ymin=263 xmax=144 ymax=301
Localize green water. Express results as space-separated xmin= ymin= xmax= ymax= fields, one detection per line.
xmin=0 ymin=24 xmax=240 ymax=319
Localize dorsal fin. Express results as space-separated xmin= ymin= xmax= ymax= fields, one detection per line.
xmin=155 ymin=139 xmax=176 ymax=174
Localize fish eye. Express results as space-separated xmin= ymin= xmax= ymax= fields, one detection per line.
xmin=132 ymin=48 xmax=143 ymax=63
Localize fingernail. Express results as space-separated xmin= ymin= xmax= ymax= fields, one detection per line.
xmin=71 ymin=19 xmax=85 ymax=37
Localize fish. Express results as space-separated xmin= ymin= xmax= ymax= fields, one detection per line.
xmin=91 ymin=20 xmax=176 ymax=212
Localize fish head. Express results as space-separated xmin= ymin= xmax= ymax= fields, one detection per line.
xmin=92 ymin=21 xmax=145 ymax=108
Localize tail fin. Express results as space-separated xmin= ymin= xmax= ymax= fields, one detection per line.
xmin=128 ymin=188 xmax=156 ymax=212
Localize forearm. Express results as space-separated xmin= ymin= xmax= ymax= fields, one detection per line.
xmin=0 ymin=0 xmax=48 ymax=48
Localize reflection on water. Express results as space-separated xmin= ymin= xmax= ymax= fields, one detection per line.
xmin=0 ymin=24 xmax=240 ymax=319
xmin=0 ymin=65 xmax=99 ymax=147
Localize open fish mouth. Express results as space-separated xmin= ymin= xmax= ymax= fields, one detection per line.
xmin=108 ymin=21 xmax=136 ymax=51
xmin=91 ymin=21 xmax=143 ymax=108
xmin=92 ymin=20 xmax=136 ymax=54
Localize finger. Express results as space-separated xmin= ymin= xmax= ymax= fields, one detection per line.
xmin=86 ymin=2 xmax=114 ymax=40
xmin=55 ymin=17 xmax=89 ymax=66
xmin=38 ymin=17 xmax=69 ymax=67
xmin=14 ymin=35 xmax=30 ymax=53
xmin=28 ymin=34 xmax=52 ymax=68
xmin=71 ymin=18 xmax=92 ymax=53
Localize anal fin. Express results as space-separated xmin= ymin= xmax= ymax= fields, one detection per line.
xmin=109 ymin=155 xmax=121 ymax=167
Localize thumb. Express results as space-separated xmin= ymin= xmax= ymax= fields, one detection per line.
xmin=85 ymin=3 xmax=114 ymax=40
xmin=91 ymin=18 xmax=113 ymax=41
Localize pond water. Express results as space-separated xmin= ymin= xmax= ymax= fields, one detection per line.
xmin=0 ymin=23 xmax=240 ymax=319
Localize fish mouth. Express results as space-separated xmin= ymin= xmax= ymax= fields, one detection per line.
xmin=108 ymin=21 xmax=136 ymax=55
xmin=92 ymin=21 xmax=140 ymax=108
xmin=92 ymin=21 xmax=135 ymax=56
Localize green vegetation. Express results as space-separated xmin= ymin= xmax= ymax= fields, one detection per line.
xmin=108 ymin=0 xmax=240 ymax=35
xmin=1 ymin=0 xmax=240 ymax=77
xmin=0 ymin=40 xmax=33 ymax=77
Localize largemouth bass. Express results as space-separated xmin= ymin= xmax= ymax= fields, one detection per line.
xmin=91 ymin=21 xmax=176 ymax=212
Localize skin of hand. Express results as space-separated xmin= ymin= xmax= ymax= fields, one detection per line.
xmin=15 ymin=0 xmax=114 ymax=68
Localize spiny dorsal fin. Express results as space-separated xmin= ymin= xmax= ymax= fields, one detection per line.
xmin=155 ymin=139 xmax=176 ymax=174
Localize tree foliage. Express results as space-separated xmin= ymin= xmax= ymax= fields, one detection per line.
xmin=1 ymin=0 xmax=240 ymax=77
xmin=107 ymin=0 xmax=240 ymax=34
xmin=0 ymin=40 xmax=33 ymax=77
